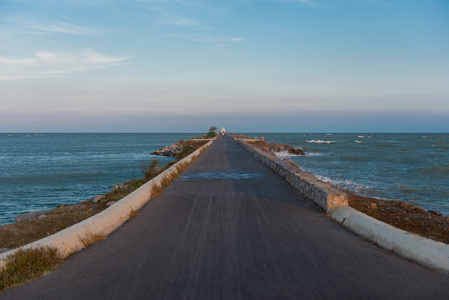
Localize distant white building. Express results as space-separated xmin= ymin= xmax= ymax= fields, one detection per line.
xmin=221 ymin=127 xmax=226 ymax=135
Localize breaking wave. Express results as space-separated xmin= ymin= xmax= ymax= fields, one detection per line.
xmin=276 ymin=151 xmax=327 ymax=158
xmin=306 ymin=140 xmax=335 ymax=144
xmin=274 ymin=150 xmax=300 ymax=159
xmin=315 ymin=175 xmax=373 ymax=193
xmin=305 ymin=152 xmax=327 ymax=157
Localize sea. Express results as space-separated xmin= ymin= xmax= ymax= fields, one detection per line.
xmin=0 ymin=133 xmax=448 ymax=225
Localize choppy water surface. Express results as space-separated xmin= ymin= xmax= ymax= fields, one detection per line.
xmin=0 ymin=133 xmax=196 ymax=225
xmin=246 ymin=133 xmax=449 ymax=215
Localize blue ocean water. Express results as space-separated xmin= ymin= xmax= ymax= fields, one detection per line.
xmin=1 ymin=133 xmax=448 ymax=225
xmin=246 ymin=133 xmax=449 ymax=216
xmin=0 ymin=133 xmax=196 ymax=225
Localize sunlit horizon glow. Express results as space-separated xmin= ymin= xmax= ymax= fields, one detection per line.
xmin=1 ymin=0 xmax=448 ymax=133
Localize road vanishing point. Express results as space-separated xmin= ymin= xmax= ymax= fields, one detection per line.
xmin=2 ymin=135 xmax=449 ymax=299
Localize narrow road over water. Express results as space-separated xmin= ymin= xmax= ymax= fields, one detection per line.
xmin=2 ymin=135 xmax=449 ymax=299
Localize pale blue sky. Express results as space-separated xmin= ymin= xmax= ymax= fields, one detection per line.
xmin=1 ymin=0 xmax=448 ymax=132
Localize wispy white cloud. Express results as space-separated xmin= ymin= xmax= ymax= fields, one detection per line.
xmin=3 ymin=0 xmax=115 ymax=7
xmin=28 ymin=22 xmax=103 ymax=35
xmin=0 ymin=49 xmax=132 ymax=80
xmin=0 ymin=57 xmax=35 ymax=65
xmin=165 ymin=33 xmax=243 ymax=43
xmin=156 ymin=15 xmax=199 ymax=26
xmin=0 ymin=17 xmax=105 ymax=37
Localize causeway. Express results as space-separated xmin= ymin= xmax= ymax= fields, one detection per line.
xmin=2 ymin=135 xmax=449 ymax=299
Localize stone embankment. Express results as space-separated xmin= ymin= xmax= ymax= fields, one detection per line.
xmin=151 ymin=144 xmax=181 ymax=157
xmin=250 ymin=140 xmax=305 ymax=156
xmin=229 ymin=134 xmax=305 ymax=156
xmin=151 ymin=139 xmax=209 ymax=158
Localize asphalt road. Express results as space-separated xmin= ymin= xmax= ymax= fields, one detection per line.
xmin=2 ymin=135 xmax=449 ymax=299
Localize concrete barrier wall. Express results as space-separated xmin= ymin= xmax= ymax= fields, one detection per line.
xmin=237 ymin=140 xmax=348 ymax=212
xmin=0 ymin=141 xmax=213 ymax=267
xmin=331 ymin=206 xmax=449 ymax=275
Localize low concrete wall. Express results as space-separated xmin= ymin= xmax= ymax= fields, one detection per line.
xmin=331 ymin=206 xmax=449 ymax=275
xmin=237 ymin=140 xmax=348 ymax=212
xmin=0 ymin=141 xmax=213 ymax=268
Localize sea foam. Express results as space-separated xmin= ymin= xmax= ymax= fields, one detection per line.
xmin=306 ymin=140 xmax=335 ymax=144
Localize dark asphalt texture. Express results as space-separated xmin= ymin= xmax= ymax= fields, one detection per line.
xmin=2 ymin=135 xmax=449 ymax=299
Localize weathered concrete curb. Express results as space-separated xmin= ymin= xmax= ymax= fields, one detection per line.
xmin=331 ymin=206 xmax=449 ymax=275
xmin=237 ymin=139 xmax=348 ymax=212
xmin=238 ymin=139 xmax=449 ymax=275
xmin=0 ymin=141 xmax=213 ymax=268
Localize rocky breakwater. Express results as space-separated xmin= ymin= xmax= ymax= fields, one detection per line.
xmin=248 ymin=139 xmax=306 ymax=156
xmin=151 ymin=144 xmax=180 ymax=157
xmin=260 ymin=142 xmax=305 ymax=156
xmin=151 ymin=139 xmax=208 ymax=158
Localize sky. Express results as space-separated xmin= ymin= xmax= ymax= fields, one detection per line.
xmin=0 ymin=0 xmax=448 ymax=133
